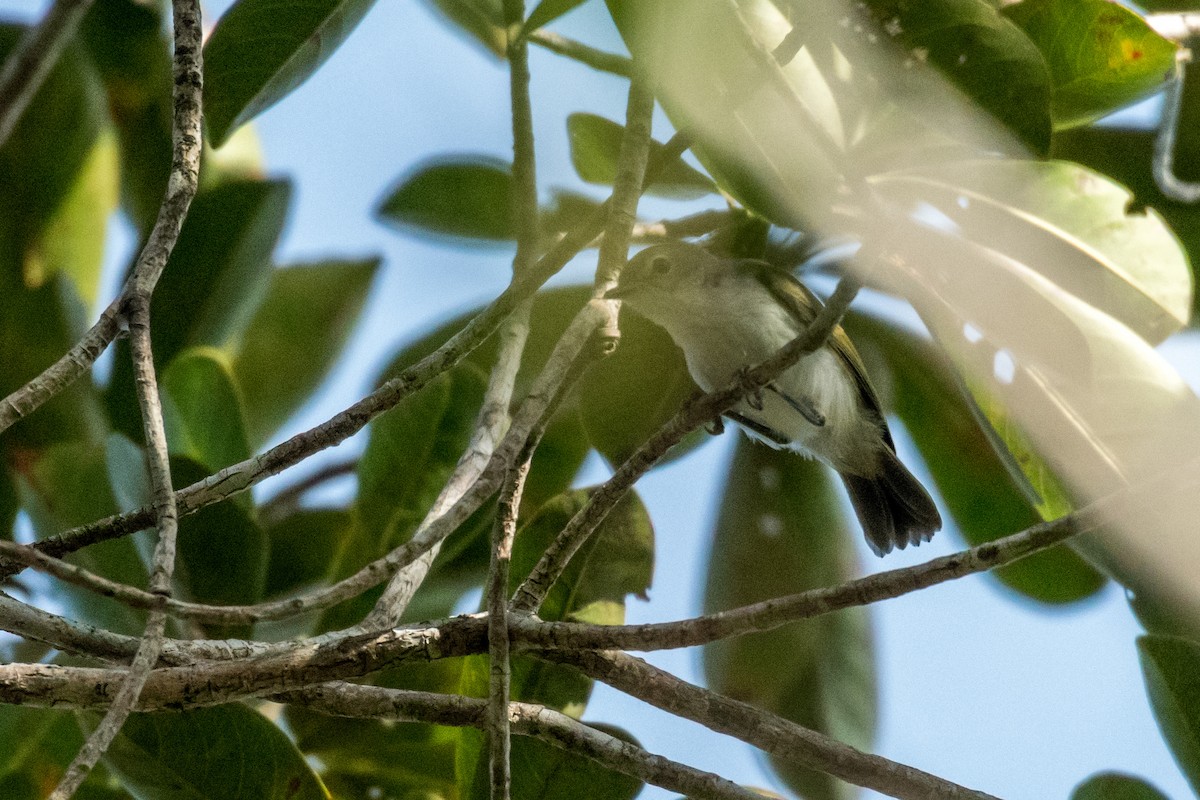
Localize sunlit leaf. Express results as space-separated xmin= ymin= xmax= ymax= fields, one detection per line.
xmin=870 ymin=160 xmax=1193 ymax=344
xmin=30 ymin=129 xmax=119 ymax=308
xmin=566 ymin=112 xmax=716 ymax=199
xmin=1137 ymin=635 xmax=1200 ymax=796
xmin=102 ymin=705 xmax=331 ymax=800
xmin=233 ymin=258 xmax=380 ymax=447
xmin=844 ymin=312 xmax=1104 ymax=603
xmin=1071 ymin=772 xmax=1171 ymax=800
xmin=1052 ymin=126 xmax=1200 ymax=320
xmin=860 ymin=0 xmax=1053 ymax=153
xmin=377 ymin=156 xmax=516 ymax=243
xmin=161 ymin=348 xmax=252 ymax=474
xmin=1004 ymin=0 xmax=1176 ymax=130
xmin=81 ymin=0 xmax=175 ymax=234
xmin=704 ymin=440 xmax=872 ymax=800
xmin=0 ymin=23 xmax=107 ymax=248
xmin=605 ymin=0 xmax=843 ymax=228
xmin=204 ymin=0 xmax=381 ymax=146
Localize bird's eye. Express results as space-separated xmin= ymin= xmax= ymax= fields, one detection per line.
xmin=650 ymin=255 xmax=672 ymax=274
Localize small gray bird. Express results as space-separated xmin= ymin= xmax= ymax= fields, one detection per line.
xmin=609 ymin=241 xmax=941 ymax=556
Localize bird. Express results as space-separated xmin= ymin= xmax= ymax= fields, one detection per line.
xmin=607 ymin=240 xmax=941 ymax=556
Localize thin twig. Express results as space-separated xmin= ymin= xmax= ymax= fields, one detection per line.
xmin=44 ymin=2 xmax=201 ymax=785
xmin=511 ymin=277 xmax=863 ymax=613
xmin=0 ymin=0 xmax=95 ymax=149
xmin=487 ymin=456 xmax=529 ymax=800
xmin=544 ymin=649 xmax=1002 ymax=800
xmin=594 ymin=78 xmax=655 ymax=295
xmin=48 ymin=296 xmax=184 ymax=799
xmin=485 ymin=5 xmax=538 ymax=792
xmin=258 ymin=458 xmax=358 ymax=526
xmin=527 ymin=30 xmax=632 ymax=78
xmin=512 ymin=513 xmax=1083 ymax=651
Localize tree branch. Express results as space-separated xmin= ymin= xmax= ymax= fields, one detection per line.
xmin=543 ymin=649 xmax=1002 ymax=800
xmin=511 ymin=513 xmax=1084 ymax=651
xmin=41 ymin=0 xmax=202 ymax=791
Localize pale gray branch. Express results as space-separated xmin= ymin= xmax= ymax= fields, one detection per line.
xmin=545 ymin=649 xmax=1002 ymax=800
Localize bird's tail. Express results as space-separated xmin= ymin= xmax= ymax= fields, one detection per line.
xmin=841 ymin=449 xmax=942 ymax=557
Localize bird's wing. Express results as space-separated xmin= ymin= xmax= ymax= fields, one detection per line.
xmin=735 ymin=259 xmax=896 ymax=451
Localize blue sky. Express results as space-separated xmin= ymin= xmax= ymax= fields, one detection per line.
xmin=5 ymin=0 xmax=1200 ymax=797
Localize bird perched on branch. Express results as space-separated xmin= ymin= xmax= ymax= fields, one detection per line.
xmin=608 ymin=240 xmax=941 ymax=556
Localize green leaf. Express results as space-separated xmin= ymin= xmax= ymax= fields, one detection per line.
xmin=862 ymin=0 xmax=1053 ymax=153
xmin=233 ymin=258 xmax=379 ymax=446
xmin=82 ymin=0 xmax=175 ymax=235
xmin=512 ymin=487 xmax=654 ymax=627
xmin=204 ymin=0 xmax=380 ymax=147
xmin=170 ymin=458 xmax=268 ymax=639
xmin=521 ymin=410 xmax=591 ymax=519
xmin=566 ymin=113 xmax=716 ymax=199
xmin=355 ymin=366 xmax=488 ymax=555
xmin=0 ymin=23 xmax=108 ymax=251
xmin=263 ymin=508 xmax=352 ymax=599
xmin=420 ymin=0 xmax=506 ymax=57
xmin=14 ymin=441 xmax=148 ymax=633
xmin=161 ymin=348 xmax=252 ymax=473
xmin=1052 ymin=126 xmax=1200 ymax=320
xmin=287 ymin=655 xmax=465 ymax=796
xmin=0 ymin=707 xmax=131 ymax=800
xmin=843 ymin=312 xmax=1104 ymax=604
xmin=526 ymin=0 xmax=589 ymax=31
xmin=1004 ymin=0 xmax=1176 ymax=130
xmin=106 ymin=179 xmax=291 ymax=440
xmin=28 ymin=128 xmax=120 ymax=308
xmin=580 ymin=304 xmax=702 ymax=467
xmin=704 ymin=440 xmax=873 ymax=800
xmin=1071 ymin=772 xmax=1170 ymax=800
xmin=318 ymin=365 xmax=487 ymax=630
xmin=377 ymin=156 xmax=516 ymax=244
xmin=102 ymin=705 xmax=331 ymax=800
xmin=0 ymin=275 xmax=108 ymax=451
xmin=870 ymin=159 xmax=1193 ymax=343
xmin=1137 ymin=635 xmax=1200 ymax=796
